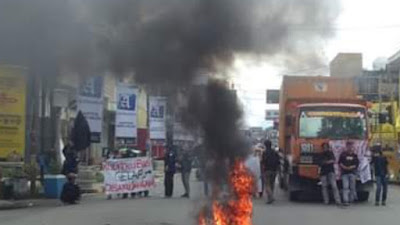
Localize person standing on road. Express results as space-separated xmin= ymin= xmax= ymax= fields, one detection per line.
xmin=319 ymin=142 xmax=341 ymax=205
xmin=245 ymin=147 xmax=262 ymax=198
xmin=180 ymin=146 xmax=193 ymax=198
xmin=255 ymin=148 xmax=264 ymax=198
xmin=262 ymin=140 xmax=280 ymax=204
xmin=164 ymin=147 xmax=177 ymax=198
xmin=372 ymin=147 xmax=389 ymax=206
xmin=203 ymin=159 xmax=213 ymax=197
xmin=61 ymin=141 xmax=79 ymax=175
xmin=339 ymin=141 xmax=359 ymax=206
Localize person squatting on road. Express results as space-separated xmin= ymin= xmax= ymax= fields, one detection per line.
xmin=372 ymin=147 xmax=389 ymax=206
xmin=262 ymin=140 xmax=280 ymax=204
xmin=180 ymin=146 xmax=193 ymax=198
xmin=319 ymin=143 xmax=341 ymax=205
xmin=60 ymin=173 xmax=81 ymax=204
xmin=339 ymin=142 xmax=359 ymax=206
xmin=164 ymin=147 xmax=177 ymax=198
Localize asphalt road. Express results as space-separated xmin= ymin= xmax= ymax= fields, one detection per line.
xmin=1 ymin=175 xmax=400 ymax=225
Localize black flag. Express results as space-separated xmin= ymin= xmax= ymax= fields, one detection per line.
xmin=71 ymin=111 xmax=91 ymax=151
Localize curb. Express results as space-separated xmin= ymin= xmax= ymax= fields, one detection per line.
xmin=0 ymin=201 xmax=33 ymax=210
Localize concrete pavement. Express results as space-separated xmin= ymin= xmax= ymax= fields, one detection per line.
xmin=2 ymin=173 xmax=400 ymax=225
xmin=0 ymin=198 xmax=63 ymax=210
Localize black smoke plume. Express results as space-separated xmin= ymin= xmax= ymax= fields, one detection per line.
xmin=0 ymin=0 xmax=340 ymax=191
xmin=82 ymin=0 xmax=340 ymax=182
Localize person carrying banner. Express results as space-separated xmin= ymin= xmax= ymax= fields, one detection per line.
xmin=339 ymin=141 xmax=359 ymax=206
xmin=106 ymin=150 xmax=120 ymax=200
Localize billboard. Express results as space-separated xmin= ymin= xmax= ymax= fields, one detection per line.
xmin=266 ymin=89 xmax=280 ymax=104
xmin=77 ymin=76 xmax=104 ymax=143
xmin=115 ymin=83 xmax=138 ymax=139
xmin=0 ymin=66 xmax=26 ymax=160
xmin=149 ymin=96 xmax=167 ymax=140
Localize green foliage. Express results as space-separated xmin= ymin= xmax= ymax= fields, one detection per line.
xmin=1 ymin=167 xmax=14 ymax=178
xmin=8 ymin=167 xmax=25 ymax=178
xmin=23 ymin=162 xmax=39 ymax=180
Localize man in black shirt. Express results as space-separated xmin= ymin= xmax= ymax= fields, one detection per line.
xmin=164 ymin=146 xmax=177 ymax=198
xmin=339 ymin=142 xmax=359 ymax=206
xmin=372 ymin=147 xmax=389 ymax=206
xmin=262 ymin=140 xmax=280 ymax=204
xmin=319 ymin=143 xmax=341 ymax=205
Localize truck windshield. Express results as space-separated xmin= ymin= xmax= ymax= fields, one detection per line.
xmin=299 ymin=107 xmax=367 ymax=139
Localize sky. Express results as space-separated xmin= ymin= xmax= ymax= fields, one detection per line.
xmin=236 ymin=0 xmax=400 ymax=128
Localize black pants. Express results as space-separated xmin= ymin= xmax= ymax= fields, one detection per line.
xmin=165 ymin=172 xmax=174 ymax=197
xmin=376 ymin=175 xmax=388 ymax=203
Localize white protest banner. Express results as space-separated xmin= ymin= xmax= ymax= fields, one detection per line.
xmin=149 ymin=96 xmax=167 ymax=140
xmin=103 ymin=157 xmax=155 ymax=194
xmin=77 ymin=76 xmax=104 ymax=143
xmin=115 ymin=83 xmax=138 ymax=138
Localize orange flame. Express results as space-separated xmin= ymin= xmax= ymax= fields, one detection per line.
xmin=198 ymin=160 xmax=254 ymax=225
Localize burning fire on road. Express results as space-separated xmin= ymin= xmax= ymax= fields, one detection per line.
xmin=199 ymin=160 xmax=254 ymax=225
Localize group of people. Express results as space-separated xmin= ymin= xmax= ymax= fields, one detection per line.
xmin=60 ymin=139 xmax=388 ymax=206
xmin=245 ymin=140 xmax=389 ymax=207
xmin=164 ymin=145 xmax=193 ymax=198
xmin=319 ymin=141 xmax=359 ymax=206
xmin=245 ymin=140 xmax=280 ymax=204
xmin=319 ymin=141 xmax=388 ymax=206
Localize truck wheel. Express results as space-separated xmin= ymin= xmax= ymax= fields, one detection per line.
xmin=357 ymin=191 xmax=369 ymax=202
xmin=289 ymin=191 xmax=299 ymax=201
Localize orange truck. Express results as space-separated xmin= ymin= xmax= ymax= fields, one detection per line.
xmin=278 ymin=76 xmax=372 ymax=201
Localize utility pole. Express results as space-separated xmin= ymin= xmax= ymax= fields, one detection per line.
xmin=145 ymin=88 xmax=152 ymax=158
xmin=390 ymin=74 xmax=397 ymax=149
xmin=38 ymin=74 xmax=46 ymax=182
xmin=378 ymin=71 xmax=383 ymax=145
xmin=398 ymin=69 xmax=400 ymax=109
